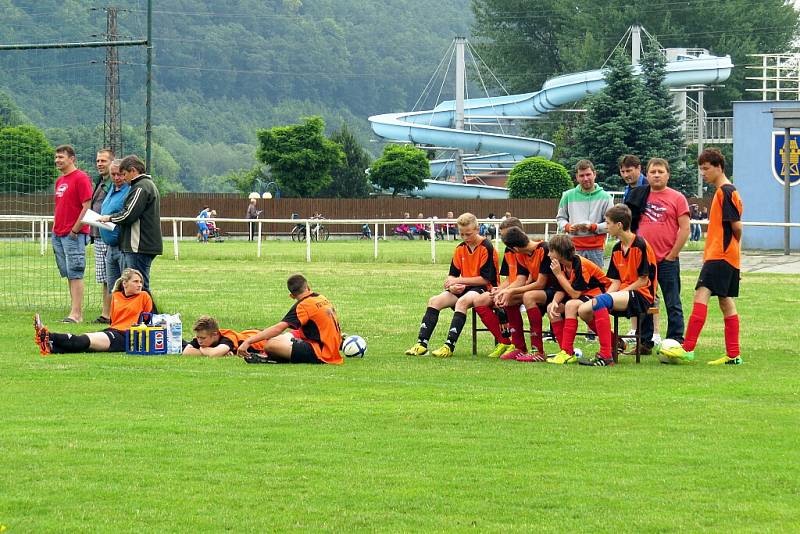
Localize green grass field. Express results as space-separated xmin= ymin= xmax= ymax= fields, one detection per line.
xmin=1 ymin=241 xmax=799 ymax=532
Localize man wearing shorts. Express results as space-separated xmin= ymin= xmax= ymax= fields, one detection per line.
xmin=52 ymin=144 xmax=93 ymax=323
xmin=678 ymin=149 xmax=744 ymax=365
xmin=237 ymin=274 xmax=343 ymax=364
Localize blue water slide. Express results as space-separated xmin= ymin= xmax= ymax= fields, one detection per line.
xmin=369 ymin=53 xmax=733 ymax=198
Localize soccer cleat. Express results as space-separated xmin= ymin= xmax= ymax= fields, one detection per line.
xmin=625 ymin=329 xmax=637 ymax=338
xmin=579 ymin=354 xmax=615 ymax=366
xmin=499 ymin=348 xmax=524 ymax=360
xmin=486 ymin=343 xmax=512 ymax=358
xmin=546 ymin=350 xmax=578 ymax=365
xmin=515 ymin=352 xmax=547 ymax=363
xmin=707 ymin=355 xmax=742 ymax=366
xmin=652 ymin=334 xmax=663 ymax=346
xmin=404 ymin=343 xmax=429 ymax=356
xmin=431 ymin=345 xmax=453 ymax=358
xmin=33 ymin=314 xmax=50 ymax=356
xmin=613 ymin=334 xmax=627 ymax=353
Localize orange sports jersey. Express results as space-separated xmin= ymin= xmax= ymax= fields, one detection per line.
xmin=607 ymin=235 xmax=658 ymax=303
xmin=110 ymin=290 xmax=154 ymax=331
xmin=282 ymin=293 xmax=343 ymax=365
xmin=704 ymin=184 xmax=743 ymax=269
xmin=514 ymin=242 xmax=555 ymax=286
xmin=448 ymin=237 xmax=499 ymax=288
xmin=218 ymin=328 xmax=266 ymax=352
xmin=564 ymin=255 xmax=611 ymax=297
xmin=498 ymin=247 xmax=519 ymax=281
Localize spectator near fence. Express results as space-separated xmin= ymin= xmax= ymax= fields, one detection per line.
xmin=52 ymin=144 xmax=93 ymax=323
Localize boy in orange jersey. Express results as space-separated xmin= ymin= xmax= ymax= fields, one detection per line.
xmin=182 ymin=315 xmax=265 ymax=357
xmin=33 ymin=268 xmax=154 ymax=354
xmin=670 ymin=148 xmax=744 ymax=365
xmin=494 ymin=226 xmax=556 ymax=362
xmin=237 ymin=273 xmax=343 ymax=364
xmin=406 ymin=212 xmax=499 ymax=358
xmin=575 ymin=204 xmax=658 ymax=366
xmin=545 ymin=235 xmax=612 ymax=364
xmin=453 ymin=216 xmax=523 ymax=358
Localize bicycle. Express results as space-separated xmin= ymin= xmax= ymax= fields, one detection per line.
xmin=290 ymin=216 xmax=330 ymax=242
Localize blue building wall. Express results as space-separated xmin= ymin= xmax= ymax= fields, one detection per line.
xmin=732 ymin=100 xmax=800 ymax=250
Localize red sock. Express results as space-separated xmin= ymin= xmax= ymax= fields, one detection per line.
xmin=476 ymin=306 xmax=511 ymax=344
xmin=561 ymin=318 xmax=578 ymax=354
xmin=551 ymin=319 xmax=564 ymax=346
xmin=592 ymin=308 xmax=612 ymax=358
xmin=586 ymin=319 xmax=597 ymax=334
xmin=526 ymin=306 xmax=544 ymax=354
xmin=724 ymin=314 xmax=740 ymax=358
xmin=505 ymin=305 xmax=527 ymax=351
xmin=683 ymin=302 xmax=708 ymax=352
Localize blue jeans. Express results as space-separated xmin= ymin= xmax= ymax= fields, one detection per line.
xmin=690 ymin=223 xmax=701 ymax=241
xmin=123 ymin=252 xmax=155 ymax=293
xmin=640 ymin=258 xmax=684 ymax=346
xmin=105 ymin=244 xmax=125 ymax=293
xmin=52 ymin=233 xmax=89 ymax=279
xmin=576 ymin=248 xmax=605 ymax=270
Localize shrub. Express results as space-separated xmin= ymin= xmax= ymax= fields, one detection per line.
xmin=507 ymin=157 xmax=572 ymax=199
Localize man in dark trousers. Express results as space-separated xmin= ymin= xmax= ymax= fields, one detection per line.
xmin=99 ymin=155 xmax=162 ymax=292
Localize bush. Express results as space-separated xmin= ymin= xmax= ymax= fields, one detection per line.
xmin=507 ymin=157 xmax=572 ymax=199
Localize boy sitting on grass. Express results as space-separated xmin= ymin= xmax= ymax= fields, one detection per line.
xmin=182 ymin=315 xmax=265 ymax=357
xmin=405 ymin=212 xmax=499 ymax=358
xmin=237 ymin=273 xmax=343 ymax=365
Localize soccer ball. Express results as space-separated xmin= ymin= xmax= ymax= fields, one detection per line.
xmin=342 ymin=335 xmax=367 ymax=358
xmin=657 ymin=338 xmax=687 ymax=364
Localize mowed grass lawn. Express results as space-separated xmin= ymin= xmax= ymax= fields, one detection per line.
xmin=1 ymin=240 xmax=798 ymax=532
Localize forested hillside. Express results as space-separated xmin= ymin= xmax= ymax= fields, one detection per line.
xmin=0 ymin=0 xmax=472 ymax=191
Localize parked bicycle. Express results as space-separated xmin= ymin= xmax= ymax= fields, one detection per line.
xmin=290 ymin=213 xmax=330 ymax=242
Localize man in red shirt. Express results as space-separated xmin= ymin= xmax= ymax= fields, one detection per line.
xmin=635 ymin=158 xmax=690 ymax=352
xmin=52 ymin=145 xmax=93 ymax=323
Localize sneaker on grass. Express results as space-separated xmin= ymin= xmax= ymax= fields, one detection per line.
xmin=578 ymin=354 xmax=615 ymax=366
xmin=499 ymin=348 xmax=524 ymax=360
xmin=431 ymin=345 xmax=453 ymax=358
xmin=33 ymin=313 xmax=50 ymax=356
xmin=546 ymin=350 xmax=578 ymax=365
xmin=486 ymin=343 xmax=512 ymax=358
xmin=707 ymin=355 xmax=742 ymax=366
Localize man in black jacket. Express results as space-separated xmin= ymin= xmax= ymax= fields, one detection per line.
xmin=100 ymin=155 xmax=162 ymax=292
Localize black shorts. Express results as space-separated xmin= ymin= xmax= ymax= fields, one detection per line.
xmin=535 ymin=287 xmax=559 ymax=313
xmin=104 ymin=328 xmax=127 ymax=352
xmin=620 ymin=291 xmax=653 ymax=318
xmin=696 ymin=260 xmax=740 ymax=298
xmin=290 ymin=338 xmax=323 ymax=364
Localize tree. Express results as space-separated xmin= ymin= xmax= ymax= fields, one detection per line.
xmin=572 ymin=52 xmax=644 ymax=189
xmin=0 ymin=124 xmax=56 ymax=193
xmin=368 ymin=144 xmax=429 ymax=196
xmin=472 ymin=0 xmax=799 ymax=113
xmin=0 ymin=91 xmax=28 ymax=127
xmin=507 ymin=157 xmax=572 ymax=199
xmin=256 ymin=116 xmax=344 ymax=198
xmin=639 ymin=45 xmax=694 ymax=195
xmin=317 ymin=124 xmax=372 ymax=198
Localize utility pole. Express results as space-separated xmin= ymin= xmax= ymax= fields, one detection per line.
xmin=104 ymin=7 xmax=123 ymax=155
xmin=454 ymin=37 xmax=466 ymax=183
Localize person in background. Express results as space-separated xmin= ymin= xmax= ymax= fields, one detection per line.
xmin=556 ymin=160 xmax=613 ymax=269
xmin=99 ymin=154 xmax=163 ymax=293
xmin=51 ymin=144 xmax=93 ymax=323
xmin=90 ymin=148 xmax=115 ymax=324
xmin=246 ymin=198 xmax=262 ymax=241
xmin=99 ymin=159 xmax=130 ymax=293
